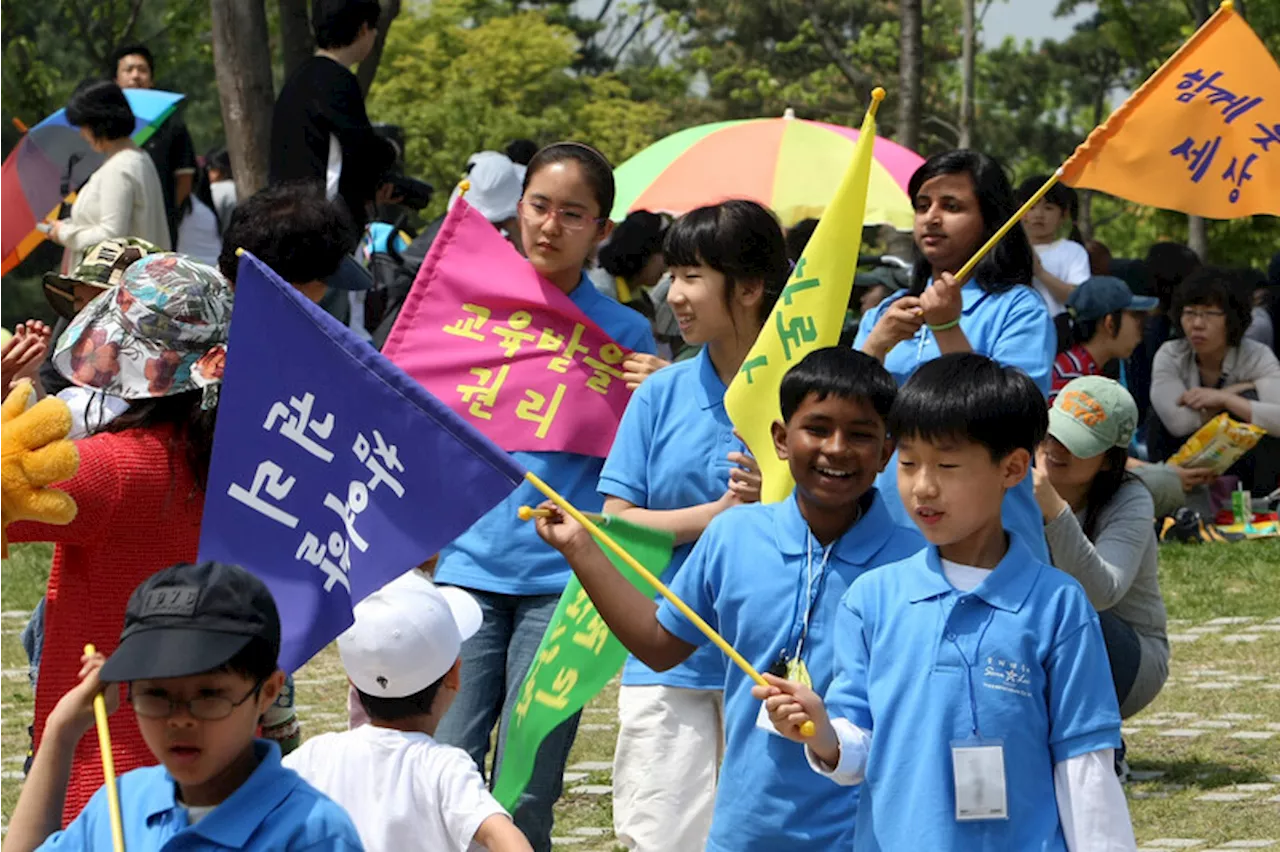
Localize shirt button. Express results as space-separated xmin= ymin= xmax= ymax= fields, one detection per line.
xmin=945 ymin=632 xmax=957 ymax=641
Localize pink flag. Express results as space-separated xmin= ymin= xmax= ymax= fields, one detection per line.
xmin=382 ymin=199 xmax=636 ymax=458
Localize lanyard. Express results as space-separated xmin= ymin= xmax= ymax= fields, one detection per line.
xmin=943 ymin=599 xmax=997 ymax=739
xmin=793 ymin=534 xmax=835 ymax=663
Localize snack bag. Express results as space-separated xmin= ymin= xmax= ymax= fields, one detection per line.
xmin=1168 ymin=413 xmax=1266 ymax=475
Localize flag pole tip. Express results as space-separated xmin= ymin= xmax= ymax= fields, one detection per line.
xmin=871 ymin=87 xmax=886 ymax=102
xmin=783 ymin=107 xmax=796 ymax=120
xmin=84 ymin=643 xmax=96 ymax=655
xmin=458 ymin=179 xmax=471 ymax=197
xmin=801 ymin=720 xmax=815 ymax=737
xmin=517 ymin=505 xmax=538 ymax=521
xmin=234 ymin=247 xmax=245 ymax=257
xmin=1220 ymin=0 xmax=1233 ymax=9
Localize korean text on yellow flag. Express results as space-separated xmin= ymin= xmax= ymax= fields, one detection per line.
xmin=1061 ymin=1 xmax=1280 ymax=219
xmin=724 ymin=89 xmax=884 ymax=504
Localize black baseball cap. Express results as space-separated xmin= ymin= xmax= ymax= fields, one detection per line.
xmin=100 ymin=561 xmax=281 ymax=683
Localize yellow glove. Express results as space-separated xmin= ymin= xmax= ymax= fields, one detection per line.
xmin=1 ymin=381 xmax=78 ymax=557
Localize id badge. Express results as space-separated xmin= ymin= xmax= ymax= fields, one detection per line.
xmin=950 ymin=738 xmax=1008 ymax=821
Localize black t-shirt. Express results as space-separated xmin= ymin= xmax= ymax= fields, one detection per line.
xmin=142 ymin=115 xmax=197 ymax=244
xmin=269 ymin=56 xmax=396 ymax=227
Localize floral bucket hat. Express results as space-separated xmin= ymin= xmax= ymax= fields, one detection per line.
xmin=52 ymin=253 xmax=234 ymax=404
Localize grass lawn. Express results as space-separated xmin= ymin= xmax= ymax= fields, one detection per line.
xmin=2 ymin=539 xmax=1278 ymax=848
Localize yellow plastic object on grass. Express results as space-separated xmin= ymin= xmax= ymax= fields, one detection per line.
xmin=1167 ymin=412 xmax=1265 ymax=475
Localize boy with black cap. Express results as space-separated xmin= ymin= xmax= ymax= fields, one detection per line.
xmin=6 ymin=561 xmax=362 ymax=851
xmin=285 ymin=571 xmax=531 ymax=852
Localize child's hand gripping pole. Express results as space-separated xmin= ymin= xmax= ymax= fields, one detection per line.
xmin=84 ymin=644 xmax=126 ymax=852
xmin=520 ymin=474 xmax=816 ymax=738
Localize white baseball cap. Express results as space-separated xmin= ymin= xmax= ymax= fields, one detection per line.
xmin=447 ymin=151 xmax=522 ymax=223
xmin=338 ymin=572 xmax=483 ymax=699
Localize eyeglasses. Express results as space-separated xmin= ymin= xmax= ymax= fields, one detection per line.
xmin=519 ymin=198 xmax=603 ymax=233
xmin=129 ymin=678 xmax=265 ymax=721
xmin=1181 ymin=308 xmax=1226 ymax=322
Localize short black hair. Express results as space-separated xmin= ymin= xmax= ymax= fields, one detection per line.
xmin=219 ymin=181 xmax=358 ymax=286
xmin=779 ymin=347 xmax=898 ymax=424
xmin=907 ymin=150 xmax=1034 ymax=297
xmin=205 ymin=146 xmax=232 ymax=179
xmin=356 ymin=678 xmax=445 ymax=722
xmin=312 ymin=0 xmax=382 ymax=49
xmin=599 ymin=210 xmax=668 ymax=280
xmin=65 ymin=79 xmax=135 ymax=141
xmin=1069 ymin=310 xmax=1126 ymax=347
xmin=1171 ymin=266 xmax=1252 ymax=347
xmin=216 ymin=637 xmax=279 ymax=684
xmin=1016 ymin=174 xmax=1079 ymax=218
xmin=108 ymin=43 xmax=154 ymax=77
xmin=1146 ymin=242 xmax=1202 ymax=310
xmin=785 ymin=218 xmax=819 ymax=263
xmin=664 ymin=200 xmax=790 ymax=324
xmin=888 ymin=353 xmax=1047 ymax=461
xmin=506 ymin=139 xmax=538 ymax=166
xmin=523 ymin=142 xmax=615 ymax=221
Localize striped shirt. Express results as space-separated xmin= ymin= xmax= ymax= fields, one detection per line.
xmin=1050 ymin=344 xmax=1102 ymax=402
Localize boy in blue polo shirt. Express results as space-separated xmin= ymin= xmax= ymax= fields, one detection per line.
xmin=535 ymin=347 xmax=925 ymax=851
xmin=7 ymin=561 xmax=361 ymax=851
xmin=759 ymin=353 xmax=1136 ymax=851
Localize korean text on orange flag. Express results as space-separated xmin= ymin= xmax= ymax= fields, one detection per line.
xmin=381 ymin=199 xmax=636 ymax=457
xmin=1061 ymin=1 xmax=1280 ymax=219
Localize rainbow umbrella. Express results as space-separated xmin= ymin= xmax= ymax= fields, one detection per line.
xmin=612 ymin=114 xmax=925 ymax=228
xmin=1 ymin=88 xmax=185 ymax=275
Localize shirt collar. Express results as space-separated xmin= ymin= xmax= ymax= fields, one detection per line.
xmin=693 ymin=346 xmax=727 ymax=410
xmin=773 ymin=488 xmax=896 ymax=566
xmin=160 ymin=740 xmax=299 ymax=847
xmin=565 ymin=271 xmax=596 ymax=308
xmin=906 ymin=533 xmax=1043 ymax=612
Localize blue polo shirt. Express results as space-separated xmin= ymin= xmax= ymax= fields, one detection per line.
xmin=854 ymin=280 xmax=1055 ymax=563
xmin=437 ymin=273 xmax=656 ymax=595
xmin=655 ymin=491 xmax=925 ymax=851
xmin=827 ymin=535 xmax=1122 ymax=851
xmin=598 ymin=347 xmax=734 ymax=690
xmin=40 ymin=740 xmax=362 ymax=851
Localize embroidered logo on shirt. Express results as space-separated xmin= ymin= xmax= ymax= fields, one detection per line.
xmin=139 ymin=587 xmax=200 ymax=618
xmin=982 ymin=657 xmax=1033 ymax=698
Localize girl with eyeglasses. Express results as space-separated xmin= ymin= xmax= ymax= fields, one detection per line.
xmin=431 ymin=142 xmax=657 ymax=852
xmin=1148 ymin=267 xmax=1280 ymax=493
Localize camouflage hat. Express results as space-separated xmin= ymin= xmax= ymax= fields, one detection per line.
xmin=43 ymin=238 xmax=161 ymax=320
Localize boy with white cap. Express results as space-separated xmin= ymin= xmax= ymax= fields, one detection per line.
xmin=285 ymin=572 xmax=532 ymax=852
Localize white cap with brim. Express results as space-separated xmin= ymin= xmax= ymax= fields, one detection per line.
xmin=338 ymin=571 xmax=482 ymax=699
xmin=447 ymin=151 xmax=522 ymax=223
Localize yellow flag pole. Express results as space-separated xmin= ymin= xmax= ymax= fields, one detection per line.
xmin=84 ymin=644 xmax=126 ymax=852
xmin=522 ymin=472 xmax=816 ymax=737
xmin=950 ymin=0 xmax=1238 ymax=285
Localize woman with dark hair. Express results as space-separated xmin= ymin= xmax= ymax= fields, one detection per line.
xmin=1017 ymin=176 xmax=1090 ymax=350
xmin=595 ymin=210 xmax=671 ymax=312
xmin=854 ymin=149 xmax=1055 ymax=561
xmin=49 ymin=79 xmax=171 ymax=262
xmin=431 ymin=142 xmax=656 ymax=852
xmin=1034 ymin=377 xmax=1168 ymax=721
xmin=206 ymin=147 xmax=238 ymax=234
xmin=1149 ymin=267 xmax=1280 ymax=490
xmin=6 ymin=254 xmax=228 ymax=822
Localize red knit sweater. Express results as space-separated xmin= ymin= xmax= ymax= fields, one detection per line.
xmin=8 ymin=424 xmax=204 ymax=825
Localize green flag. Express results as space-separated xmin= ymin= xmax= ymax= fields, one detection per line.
xmin=492 ymin=515 xmax=673 ymax=810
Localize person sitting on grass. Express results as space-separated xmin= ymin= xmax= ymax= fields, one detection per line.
xmin=285 ymin=571 xmax=532 ymax=852
xmin=758 ymin=354 xmax=1135 ymax=851
xmin=5 ymin=561 xmax=361 ymax=851
xmin=1049 ymin=275 xmax=1157 ymax=402
xmin=535 ymin=347 xmax=925 ymax=851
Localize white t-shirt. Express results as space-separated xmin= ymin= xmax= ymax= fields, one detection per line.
xmin=176 ymin=196 xmax=223 ymax=265
xmin=1032 ymin=239 xmax=1091 ymax=316
xmin=284 ymin=725 xmax=507 ymax=852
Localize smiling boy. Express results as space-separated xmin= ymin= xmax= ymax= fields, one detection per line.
xmin=535 ymin=347 xmax=924 ymax=850
xmin=759 ymin=354 xmax=1136 ymax=851
xmin=6 ymin=561 xmax=362 ymax=851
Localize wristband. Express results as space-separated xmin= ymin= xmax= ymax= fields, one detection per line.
xmin=927 ymin=317 xmax=961 ymax=332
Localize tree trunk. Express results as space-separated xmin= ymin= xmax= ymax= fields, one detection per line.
xmin=1077 ymin=190 xmax=1095 ymax=242
xmin=1188 ymin=215 xmax=1208 ymax=260
xmin=897 ymin=0 xmax=923 ymax=151
xmin=211 ymin=0 xmax=276 ymax=200
xmin=278 ymin=0 xmax=314 ymax=79
xmin=356 ymin=0 xmax=401 ymax=96
xmin=958 ymin=0 xmax=975 ymax=148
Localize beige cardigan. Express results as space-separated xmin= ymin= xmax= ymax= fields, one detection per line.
xmin=1150 ymin=337 xmax=1280 ymax=435
xmin=58 ymin=146 xmax=171 ymax=263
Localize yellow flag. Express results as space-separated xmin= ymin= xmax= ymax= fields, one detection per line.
xmin=724 ymin=88 xmax=885 ymax=504
xmin=1061 ymin=0 xmax=1280 ymax=219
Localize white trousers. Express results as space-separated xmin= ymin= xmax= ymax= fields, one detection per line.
xmin=613 ymin=685 xmax=724 ymax=852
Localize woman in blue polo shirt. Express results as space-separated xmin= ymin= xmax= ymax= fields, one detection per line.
xmin=432 ymin=142 xmax=657 ymax=852
xmin=596 ymin=200 xmax=786 ymax=852
xmin=854 ymin=149 xmax=1055 ymax=561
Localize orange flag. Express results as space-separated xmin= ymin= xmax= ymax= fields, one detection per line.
xmin=1061 ymin=0 xmax=1280 ymax=219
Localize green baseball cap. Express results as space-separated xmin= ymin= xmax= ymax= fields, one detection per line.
xmin=1048 ymin=376 xmax=1139 ymax=459
xmin=43 ymin=237 xmax=161 ymax=319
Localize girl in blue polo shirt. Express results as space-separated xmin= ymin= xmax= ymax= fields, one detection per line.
xmin=854 ymin=150 xmax=1055 ymax=563
xmin=432 ymin=142 xmax=656 ymax=852
xmin=596 ymin=199 xmax=786 ymax=852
